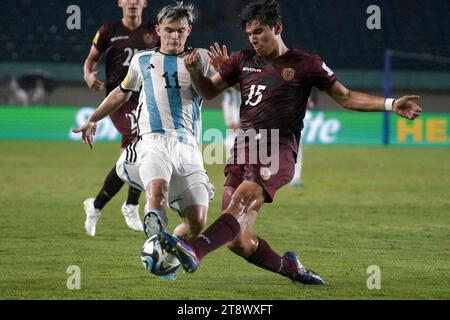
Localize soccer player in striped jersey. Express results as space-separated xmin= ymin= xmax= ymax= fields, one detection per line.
xmin=74 ymin=3 xmax=214 ymax=251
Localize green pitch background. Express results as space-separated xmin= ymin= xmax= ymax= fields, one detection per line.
xmin=0 ymin=141 xmax=449 ymax=300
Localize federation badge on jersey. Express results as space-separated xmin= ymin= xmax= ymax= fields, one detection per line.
xmin=282 ymin=68 xmax=296 ymax=81
xmin=260 ymin=167 xmax=272 ymax=181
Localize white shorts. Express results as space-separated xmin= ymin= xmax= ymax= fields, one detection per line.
xmin=116 ymin=133 xmax=213 ymax=214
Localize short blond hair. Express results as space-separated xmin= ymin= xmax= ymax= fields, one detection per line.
xmin=157 ymin=2 xmax=196 ymax=25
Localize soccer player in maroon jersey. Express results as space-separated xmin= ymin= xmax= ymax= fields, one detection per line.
xmin=82 ymin=0 xmax=159 ymax=237
xmin=158 ymin=0 xmax=422 ymax=285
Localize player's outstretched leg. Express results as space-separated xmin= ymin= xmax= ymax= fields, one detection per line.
xmin=158 ymin=182 xmax=259 ymax=273
xmin=230 ymin=229 xmax=326 ymax=285
xmin=158 ymin=213 xmax=241 ymax=273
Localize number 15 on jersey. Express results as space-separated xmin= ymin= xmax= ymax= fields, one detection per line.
xmin=245 ymin=85 xmax=267 ymax=107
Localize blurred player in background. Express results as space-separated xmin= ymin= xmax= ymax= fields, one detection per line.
xmin=75 ymin=2 xmax=215 ymax=271
xmin=158 ymin=0 xmax=422 ymax=285
xmin=290 ymin=96 xmax=315 ymax=187
xmin=82 ymin=0 xmax=159 ymax=236
xmin=221 ymin=87 xmax=241 ymax=159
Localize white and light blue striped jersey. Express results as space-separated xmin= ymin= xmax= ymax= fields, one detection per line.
xmin=120 ymin=48 xmax=214 ymax=144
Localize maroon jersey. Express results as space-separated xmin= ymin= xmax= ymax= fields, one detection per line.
xmin=92 ymin=20 xmax=159 ymax=147
xmin=93 ymin=20 xmax=159 ymax=96
xmin=219 ymin=49 xmax=337 ymax=138
xmin=221 ymin=49 xmax=337 ymax=202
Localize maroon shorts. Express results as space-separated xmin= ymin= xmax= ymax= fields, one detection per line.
xmin=109 ymin=100 xmax=139 ymax=149
xmin=224 ymin=133 xmax=298 ymax=203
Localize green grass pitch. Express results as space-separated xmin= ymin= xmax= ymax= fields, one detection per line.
xmin=0 ymin=141 xmax=449 ymax=300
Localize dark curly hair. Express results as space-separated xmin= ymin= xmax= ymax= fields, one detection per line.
xmin=239 ymin=0 xmax=282 ymax=29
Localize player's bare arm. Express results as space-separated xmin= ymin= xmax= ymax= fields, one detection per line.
xmin=83 ymin=45 xmax=105 ymax=91
xmin=72 ymin=87 xmax=132 ymax=148
xmin=327 ymin=81 xmax=422 ymax=120
xmin=184 ymin=52 xmax=229 ymax=100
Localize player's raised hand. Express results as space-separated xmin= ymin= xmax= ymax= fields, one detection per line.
xmin=393 ymin=96 xmax=422 ymax=120
xmin=184 ymin=52 xmax=200 ymax=74
xmin=208 ymin=42 xmax=229 ymax=71
xmin=85 ymin=70 xmax=105 ymax=91
xmin=72 ymin=121 xmax=97 ymax=149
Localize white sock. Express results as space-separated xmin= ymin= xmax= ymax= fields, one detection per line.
xmin=292 ymin=145 xmax=303 ymax=182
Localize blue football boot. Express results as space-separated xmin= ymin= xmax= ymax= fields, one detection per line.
xmin=158 ymin=231 xmax=200 ymax=273
xmin=283 ymin=251 xmax=325 ymax=286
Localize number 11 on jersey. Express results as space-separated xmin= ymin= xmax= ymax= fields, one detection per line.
xmin=163 ymin=72 xmax=181 ymax=89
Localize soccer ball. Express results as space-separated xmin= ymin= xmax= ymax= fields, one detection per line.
xmin=140 ymin=235 xmax=181 ymax=276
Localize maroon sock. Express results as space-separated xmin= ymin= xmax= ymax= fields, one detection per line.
xmin=246 ymin=237 xmax=297 ymax=280
xmin=189 ymin=213 xmax=240 ymax=260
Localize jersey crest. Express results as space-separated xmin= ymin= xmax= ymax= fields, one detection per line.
xmin=282 ymin=67 xmax=296 ymax=81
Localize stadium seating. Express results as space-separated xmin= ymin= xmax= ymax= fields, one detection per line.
xmin=1 ymin=0 xmax=448 ymax=70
